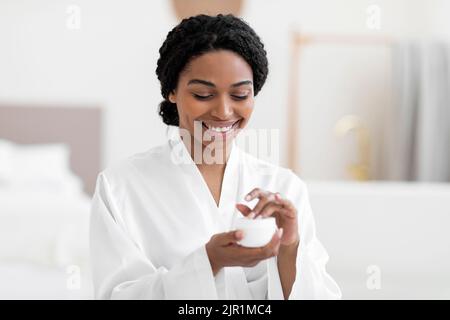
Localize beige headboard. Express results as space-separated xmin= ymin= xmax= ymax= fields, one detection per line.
xmin=0 ymin=104 xmax=102 ymax=196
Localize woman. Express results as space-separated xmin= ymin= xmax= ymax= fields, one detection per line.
xmin=90 ymin=14 xmax=341 ymax=300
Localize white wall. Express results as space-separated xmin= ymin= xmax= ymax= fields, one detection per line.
xmin=246 ymin=0 xmax=450 ymax=180
xmin=0 ymin=0 xmax=175 ymax=169
xmin=0 ymin=0 xmax=448 ymax=178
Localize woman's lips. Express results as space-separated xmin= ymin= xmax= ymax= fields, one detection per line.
xmin=201 ymin=119 xmax=241 ymax=137
xmin=202 ymin=119 xmax=241 ymax=129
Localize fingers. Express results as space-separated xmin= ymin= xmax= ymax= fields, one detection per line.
xmin=257 ymin=202 xmax=286 ymax=218
xmin=273 ymin=194 xmax=297 ymax=219
xmin=235 ymin=203 xmax=253 ymax=218
xmin=217 ymin=229 xmax=244 ymax=246
xmin=252 ymin=193 xmax=276 ymax=217
xmin=241 ymin=189 xmax=297 ymax=221
xmin=238 ymin=191 xmax=277 ymax=219
xmin=244 ymin=228 xmax=283 ymax=263
xmin=254 ymin=192 xmax=297 ymax=219
xmin=261 ymin=228 xmax=283 ymax=258
xmin=220 ymin=228 xmax=284 ymax=268
xmin=244 ymin=188 xmax=263 ymax=201
xmin=244 ymin=189 xmax=276 ymax=217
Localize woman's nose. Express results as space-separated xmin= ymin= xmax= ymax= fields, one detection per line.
xmin=211 ymin=97 xmax=234 ymax=119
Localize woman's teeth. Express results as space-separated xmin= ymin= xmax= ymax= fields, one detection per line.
xmin=209 ymin=125 xmax=232 ymax=132
xmin=204 ymin=121 xmax=237 ymax=132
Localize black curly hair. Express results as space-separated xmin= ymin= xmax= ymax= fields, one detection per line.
xmin=156 ymin=14 xmax=269 ymax=126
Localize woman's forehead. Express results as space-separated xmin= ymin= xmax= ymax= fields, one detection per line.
xmin=180 ymin=50 xmax=253 ymax=85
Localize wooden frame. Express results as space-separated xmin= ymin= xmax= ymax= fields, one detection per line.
xmin=286 ymin=31 xmax=392 ymax=174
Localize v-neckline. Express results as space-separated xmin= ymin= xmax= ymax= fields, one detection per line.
xmin=167 ymin=126 xmax=241 ymax=213
xmin=196 ymin=164 xmax=225 ymax=208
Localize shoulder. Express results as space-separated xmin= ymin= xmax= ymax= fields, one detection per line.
xmin=238 ymin=148 xmax=302 ymax=182
xmin=239 ymin=148 xmax=308 ymax=194
xmin=239 ymin=149 xmax=289 ymax=176
xmin=98 ymin=143 xmax=169 ymax=187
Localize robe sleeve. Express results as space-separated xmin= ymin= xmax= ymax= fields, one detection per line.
xmin=89 ymin=172 xmax=219 ymax=299
xmin=266 ymin=172 xmax=342 ymax=300
xmin=244 ymin=263 xmax=270 ymax=299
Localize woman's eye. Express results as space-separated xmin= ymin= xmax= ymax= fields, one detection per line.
xmin=193 ymin=94 xmax=213 ymax=100
xmin=231 ymin=95 xmax=248 ymax=100
xmin=192 ymin=93 xmax=248 ymax=101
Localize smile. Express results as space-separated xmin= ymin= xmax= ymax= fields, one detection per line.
xmin=202 ymin=120 xmax=240 ymax=133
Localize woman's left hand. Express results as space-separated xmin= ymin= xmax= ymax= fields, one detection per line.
xmin=236 ymin=188 xmax=299 ymax=246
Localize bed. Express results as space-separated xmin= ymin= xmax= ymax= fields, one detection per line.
xmin=0 ymin=104 xmax=102 ymax=299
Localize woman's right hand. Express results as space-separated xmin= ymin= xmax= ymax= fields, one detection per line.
xmin=205 ymin=228 xmax=283 ymax=276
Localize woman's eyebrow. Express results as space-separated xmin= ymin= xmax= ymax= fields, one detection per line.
xmin=187 ymin=79 xmax=253 ymax=87
xmin=231 ymin=80 xmax=253 ymax=87
xmin=188 ymin=79 xmax=215 ymax=87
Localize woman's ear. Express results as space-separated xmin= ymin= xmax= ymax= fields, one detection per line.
xmin=168 ymin=91 xmax=176 ymax=103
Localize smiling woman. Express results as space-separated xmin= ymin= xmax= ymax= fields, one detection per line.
xmin=168 ymin=50 xmax=254 ymax=151
xmin=156 ymin=14 xmax=268 ymax=144
xmin=89 ymin=14 xmax=341 ymax=300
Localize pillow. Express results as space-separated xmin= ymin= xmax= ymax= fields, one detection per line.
xmin=0 ymin=140 xmax=13 ymax=184
xmin=0 ymin=139 xmax=84 ymax=195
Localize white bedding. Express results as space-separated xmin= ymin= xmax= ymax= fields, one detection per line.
xmin=0 ymin=139 xmax=94 ymax=299
xmin=0 ymin=261 xmax=93 ymax=299
xmin=0 ymin=189 xmax=94 ymax=299
xmin=0 ymin=190 xmax=91 ymax=266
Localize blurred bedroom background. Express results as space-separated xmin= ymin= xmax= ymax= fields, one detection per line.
xmin=0 ymin=0 xmax=449 ymax=299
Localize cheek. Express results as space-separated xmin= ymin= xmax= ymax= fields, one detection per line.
xmin=177 ymin=96 xmax=206 ymax=120
xmin=239 ymin=99 xmax=255 ymax=118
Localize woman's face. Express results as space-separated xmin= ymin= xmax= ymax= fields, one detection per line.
xmin=169 ymin=49 xmax=255 ymax=152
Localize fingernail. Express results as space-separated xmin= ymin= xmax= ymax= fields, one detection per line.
xmin=235 ymin=230 xmax=243 ymax=239
xmin=256 ymin=215 xmax=262 ymax=219
xmin=247 ymin=212 xmax=255 ymax=219
xmin=245 ymin=195 xmax=251 ymax=201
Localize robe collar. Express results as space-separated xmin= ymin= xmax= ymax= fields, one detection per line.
xmin=165 ymin=125 xmax=242 ymax=215
xmin=165 ymin=125 xmax=240 ymax=169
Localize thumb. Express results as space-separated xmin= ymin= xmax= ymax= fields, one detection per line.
xmin=220 ymin=229 xmax=244 ymax=245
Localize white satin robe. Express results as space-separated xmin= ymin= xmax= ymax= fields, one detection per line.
xmin=89 ymin=126 xmax=342 ymax=300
